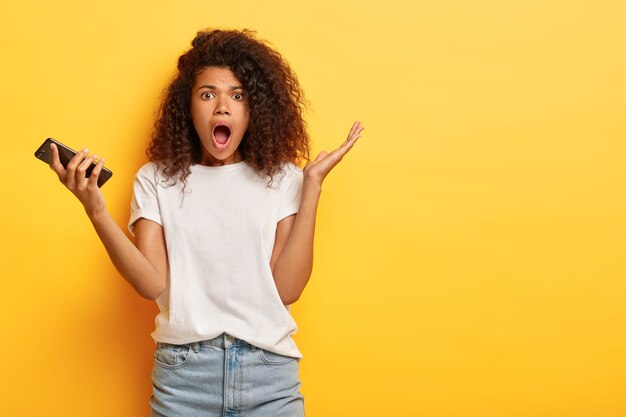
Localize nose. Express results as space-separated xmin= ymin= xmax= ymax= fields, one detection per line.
xmin=213 ymin=96 xmax=230 ymax=115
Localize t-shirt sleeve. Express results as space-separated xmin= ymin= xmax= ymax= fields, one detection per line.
xmin=277 ymin=164 xmax=303 ymax=221
xmin=128 ymin=163 xmax=162 ymax=236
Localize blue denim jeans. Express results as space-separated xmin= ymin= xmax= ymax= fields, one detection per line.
xmin=150 ymin=333 xmax=305 ymax=417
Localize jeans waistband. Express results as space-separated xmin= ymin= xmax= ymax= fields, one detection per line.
xmin=162 ymin=333 xmax=256 ymax=353
xmin=157 ymin=333 xmax=257 ymax=353
xmin=202 ymin=332 xmax=251 ymax=348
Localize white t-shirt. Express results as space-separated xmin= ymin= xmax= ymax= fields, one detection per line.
xmin=128 ymin=160 xmax=303 ymax=358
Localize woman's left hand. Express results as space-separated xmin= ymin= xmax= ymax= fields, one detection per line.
xmin=303 ymin=121 xmax=364 ymax=186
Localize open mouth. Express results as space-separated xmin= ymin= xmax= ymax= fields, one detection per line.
xmin=213 ymin=125 xmax=231 ymax=147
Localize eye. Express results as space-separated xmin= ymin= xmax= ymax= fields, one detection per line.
xmin=200 ymin=91 xmax=215 ymax=100
xmin=232 ymin=92 xmax=245 ymax=101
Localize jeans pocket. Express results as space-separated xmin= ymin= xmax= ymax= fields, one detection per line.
xmin=259 ymin=348 xmax=298 ymax=365
xmin=154 ymin=342 xmax=194 ymax=369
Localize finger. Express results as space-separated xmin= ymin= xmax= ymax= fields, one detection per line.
xmin=346 ymin=131 xmax=362 ymax=145
xmin=349 ymin=122 xmax=364 ymax=138
xmin=75 ymin=154 xmax=98 ymax=188
xmin=333 ymin=131 xmax=362 ymax=161
xmin=88 ymin=156 xmax=105 ymax=188
xmin=66 ymin=148 xmax=90 ymax=172
xmin=65 ymin=148 xmax=89 ymax=189
xmin=49 ymin=143 xmax=66 ymax=178
xmin=345 ymin=122 xmax=358 ymax=142
xmin=335 ymin=139 xmax=357 ymax=159
xmin=345 ymin=122 xmax=364 ymax=144
xmin=347 ymin=121 xmax=362 ymax=138
xmin=340 ymin=131 xmax=362 ymax=152
xmin=318 ymin=121 xmax=364 ymax=168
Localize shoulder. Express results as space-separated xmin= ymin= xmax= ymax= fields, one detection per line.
xmin=274 ymin=162 xmax=303 ymax=192
xmin=135 ymin=161 xmax=158 ymax=177
xmin=281 ymin=161 xmax=303 ymax=173
xmin=134 ymin=161 xmax=170 ymax=183
xmin=132 ymin=162 xmax=177 ymax=191
xmin=278 ymin=162 xmax=303 ymax=182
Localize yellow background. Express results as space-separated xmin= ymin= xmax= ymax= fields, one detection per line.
xmin=1 ymin=0 xmax=625 ymax=415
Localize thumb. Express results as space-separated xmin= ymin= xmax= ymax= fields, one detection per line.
xmin=313 ymin=150 xmax=328 ymax=162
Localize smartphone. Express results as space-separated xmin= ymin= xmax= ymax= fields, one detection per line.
xmin=34 ymin=138 xmax=113 ymax=188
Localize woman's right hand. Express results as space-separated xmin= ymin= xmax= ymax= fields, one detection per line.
xmin=49 ymin=143 xmax=107 ymax=217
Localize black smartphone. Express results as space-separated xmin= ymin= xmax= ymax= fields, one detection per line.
xmin=34 ymin=138 xmax=113 ymax=188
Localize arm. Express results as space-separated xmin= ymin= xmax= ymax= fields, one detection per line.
xmin=270 ymin=183 xmax=320 ymax=305
xmin=271 ymin=121 xmax=364 ymax=305
xmin=49 ymin=144 xmax=167 ymax=300
xmin=88 ymin=213 xmax=167 ymax=300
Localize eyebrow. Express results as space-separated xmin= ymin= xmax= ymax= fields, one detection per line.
xmin=196 ymin=84 xmax=244 ymax=91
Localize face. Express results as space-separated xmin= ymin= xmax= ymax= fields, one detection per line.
xmin=190 ymin=66 xmax=250 ymax=166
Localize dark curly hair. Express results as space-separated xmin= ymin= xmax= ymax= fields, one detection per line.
xmin=147 ymin=28 xmax=310 ymax=186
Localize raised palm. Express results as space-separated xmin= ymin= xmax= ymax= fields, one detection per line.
xmin=303 ymin=121 xmax=364 ymax=184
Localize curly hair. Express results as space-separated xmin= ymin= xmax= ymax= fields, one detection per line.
xmin=147 ymin=28 xmax=310 ymax=186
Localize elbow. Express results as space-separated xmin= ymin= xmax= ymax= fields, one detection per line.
xmin=142 ymin=291 xmax=161 ymax=301
xmin=273 ymin=268 xmax=310 ymax=305
xmin=139 ymin=281 xmax=166 ymax=300
xmin=280 ymin=291 xmax=301 ymax=306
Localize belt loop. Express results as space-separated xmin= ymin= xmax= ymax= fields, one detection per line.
xmin=224 ymin=333 xmax=236 ymax=346
xmin=191 ymin=342 xmax=200 ymax=353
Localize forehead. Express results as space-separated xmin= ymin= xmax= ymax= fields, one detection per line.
xmin=193 ymin=66 xmax=243 ymax=87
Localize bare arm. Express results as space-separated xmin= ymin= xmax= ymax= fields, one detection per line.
xmin=270 ymin=184 xmax=320 ymax=305
xmin=88 ymin=213 xmax=167 ymax=299
xmin=49 ymin=144 xmax=167 ymax=299
xmin=271 ymin=121 xmax=364 ymax=304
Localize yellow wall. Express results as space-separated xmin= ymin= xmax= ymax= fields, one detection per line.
xmin=1 ymin=0 xmax=625 ymax=415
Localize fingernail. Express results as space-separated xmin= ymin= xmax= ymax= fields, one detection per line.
xmin=83 ymin=148 xmax=89 ymax=153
